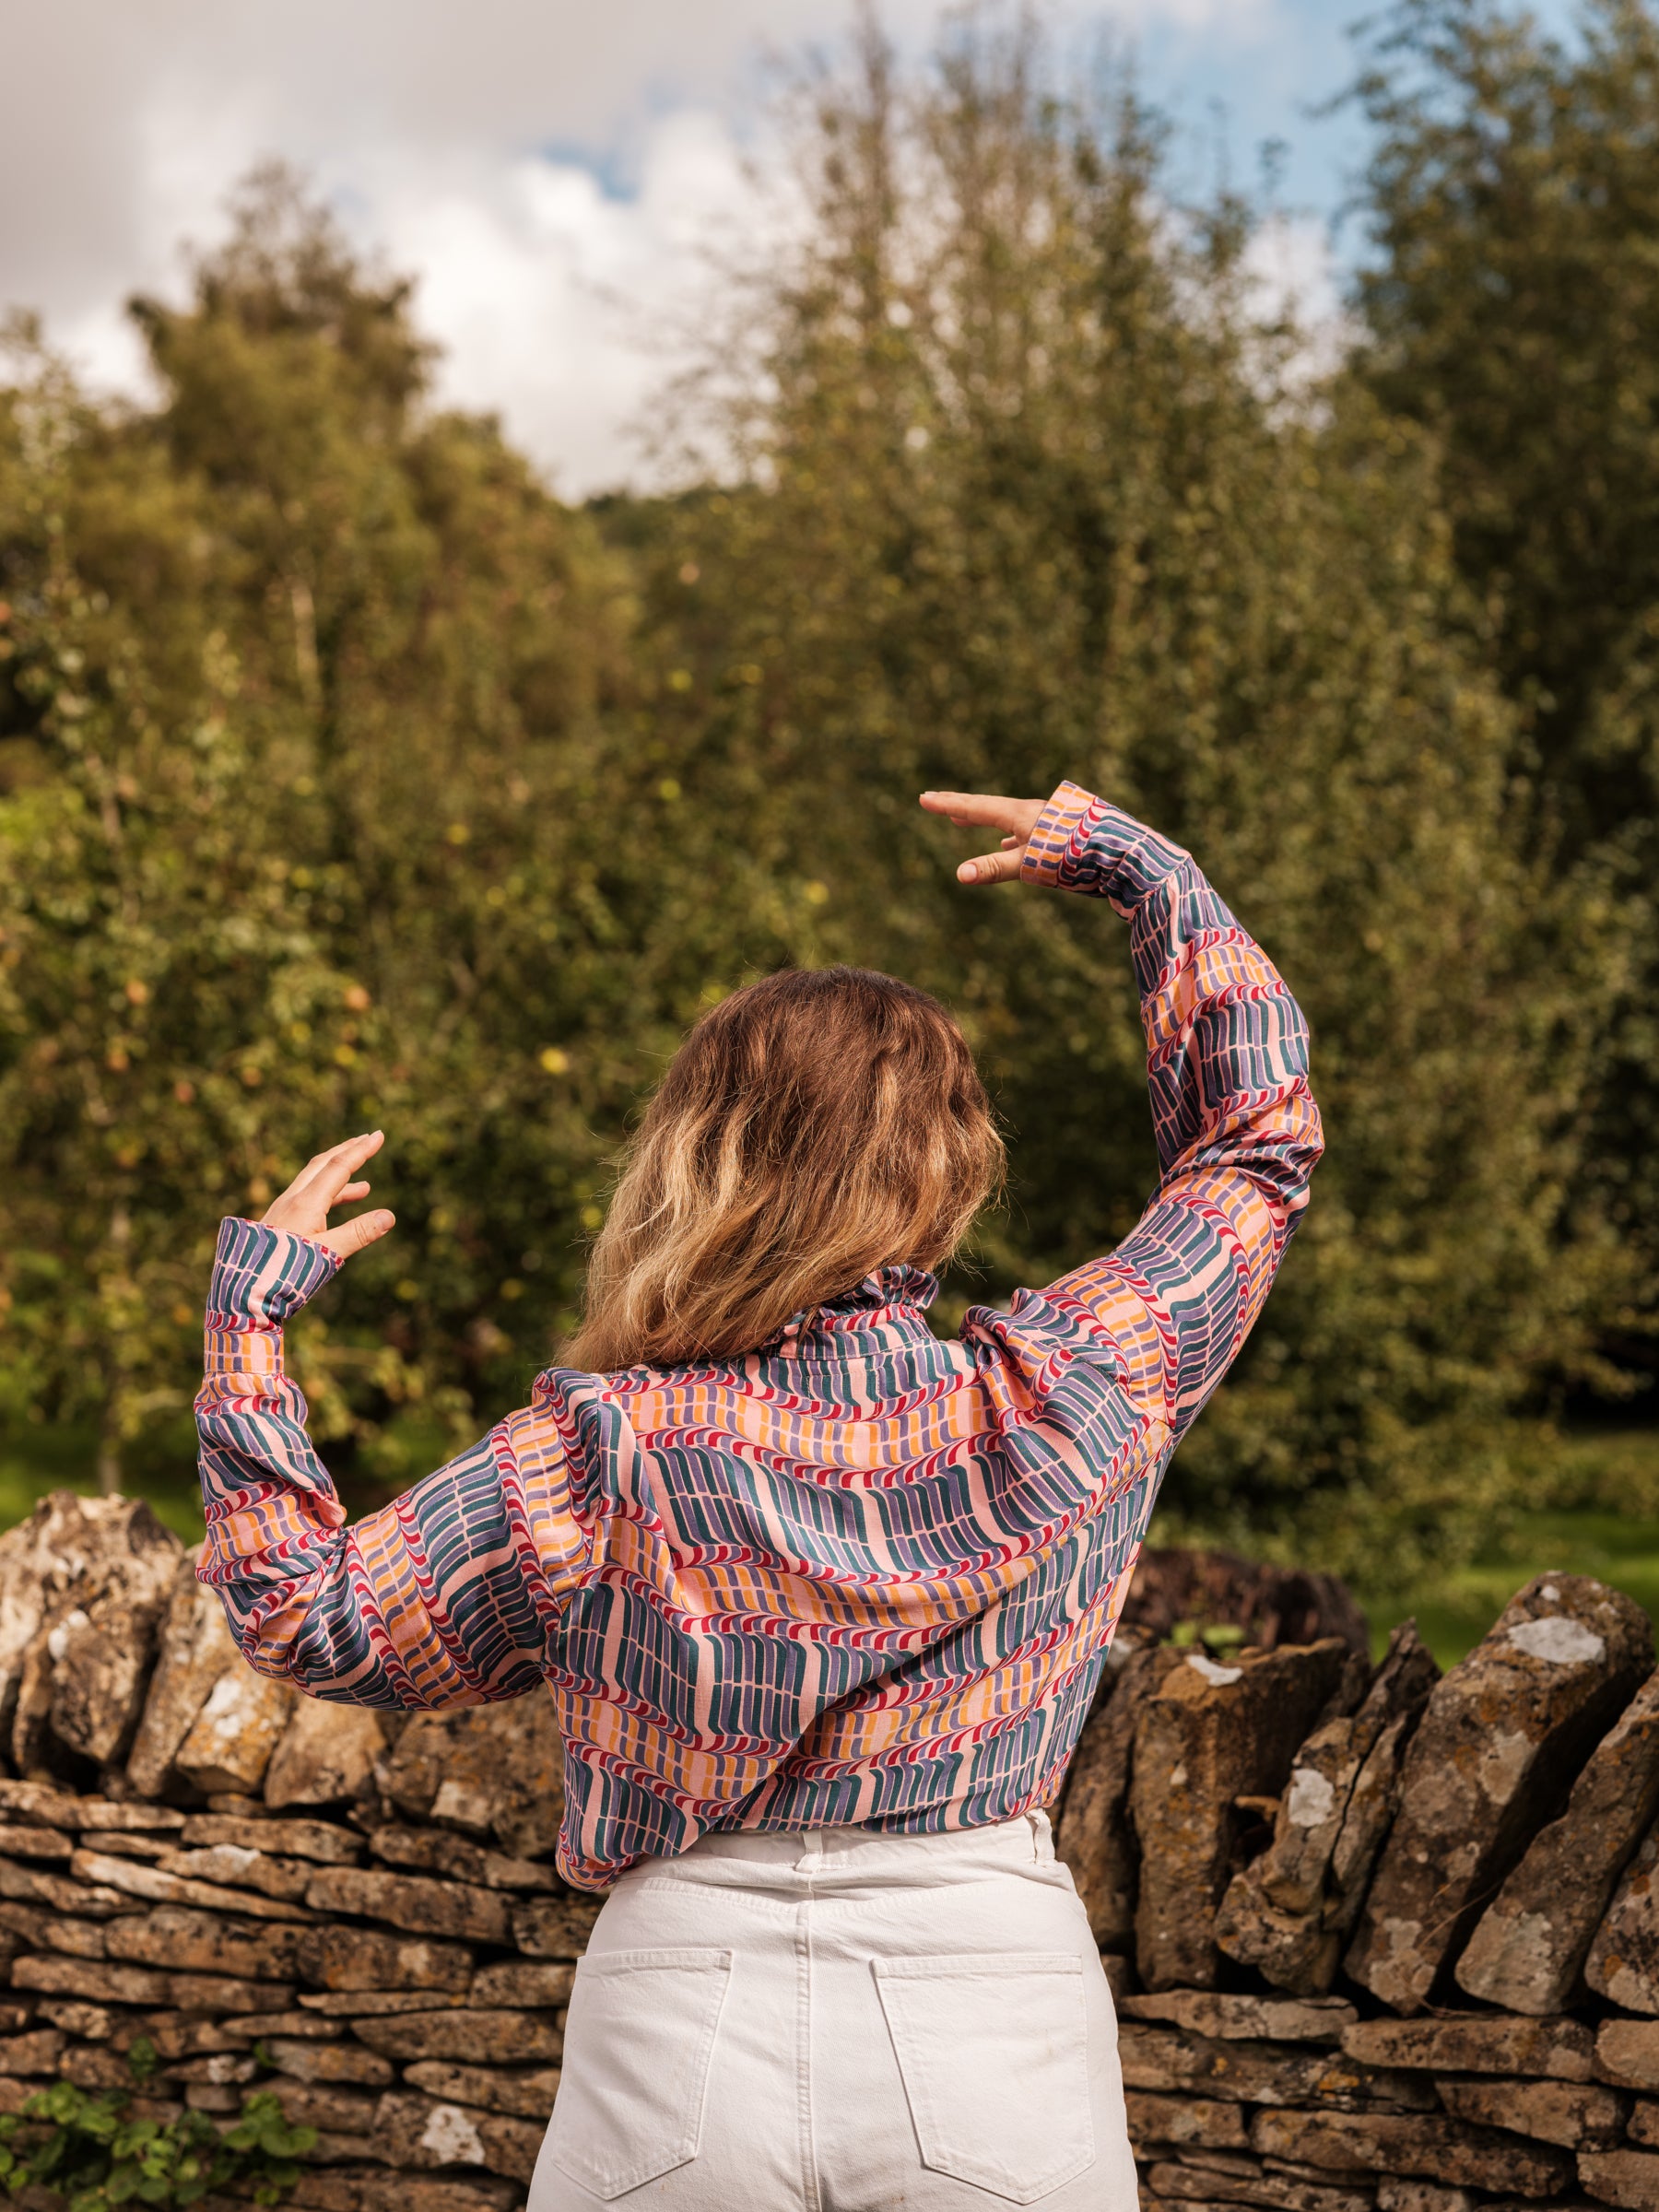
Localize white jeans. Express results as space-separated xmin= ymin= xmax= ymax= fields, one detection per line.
xmin=527 ymin=1812 xmax=1137 ymax=2211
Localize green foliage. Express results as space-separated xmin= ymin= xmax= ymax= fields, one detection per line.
xmin=0 ymin=2057 xmax=315 ymax=2212
xmin=621 ymin=13 xmax=1619 ymax=1566
xmin=1347 ymin=0 xmax=1659 ymax=1336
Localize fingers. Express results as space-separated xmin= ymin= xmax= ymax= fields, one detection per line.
xmin=919 ymin=791 xmax=1036 ymax=834
xmin=261 ymin=1133 xmax=386 ymax=1237
xmin=957 ymin=847 xmax=1027 ymax=887
xmin=322 ymin=1208 xmax=396 ymax=1261
xmin=300 ymin=1131 xmax=385 ymax=1213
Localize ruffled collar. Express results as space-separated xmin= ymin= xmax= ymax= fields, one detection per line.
xmin=768 ymin=1264 xmax=941 ymax=1358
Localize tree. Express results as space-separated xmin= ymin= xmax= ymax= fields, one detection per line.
xmin=621 ymin=12 xmax=1618 ymax=1567
xmin=0 ymin=180 xmax=712 ymax=1491
xmin=1346 ymin=0 xmax=1659 ymax=1356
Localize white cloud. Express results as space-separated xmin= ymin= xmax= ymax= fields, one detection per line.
xmin=4 ymin=0 xmax=1319 ymax=496
xmin=359 ymin=110 xmax=766 ymax=495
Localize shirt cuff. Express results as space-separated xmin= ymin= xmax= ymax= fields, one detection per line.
xmin=1020 ymin=780 xmax=1100 ymax=890
xmin=206 ymin=1217 xmax=340 ymax=1331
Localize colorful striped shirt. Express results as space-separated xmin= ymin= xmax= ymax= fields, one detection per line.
xmin=196 ymin=782 xmax=1322 ymax=1890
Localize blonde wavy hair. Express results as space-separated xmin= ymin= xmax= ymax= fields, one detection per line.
xmin=567 ymin=966 xmax=1004 ymax=1371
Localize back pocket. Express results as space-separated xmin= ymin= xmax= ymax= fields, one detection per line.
xmin=546 ymin=1947 xmax=732 ymax=2201
xmin=874 ymin=1951 xmax=1093 ymax=2204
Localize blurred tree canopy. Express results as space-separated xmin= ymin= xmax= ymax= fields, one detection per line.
xmin=0 ymin=10 xmax=1648 ymax=1573
xmin=1348 ymin=0 xmax=1659 ymax=1355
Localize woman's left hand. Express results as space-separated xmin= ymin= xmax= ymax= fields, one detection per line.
xmin=261 ymin=1131 xmax=396 ymax=1262
xmin=918 ymin=789 xmax=1048 ymax=885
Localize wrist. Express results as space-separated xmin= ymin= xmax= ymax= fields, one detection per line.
xmin=207 ymin=1217 xmax=340 ymax=1330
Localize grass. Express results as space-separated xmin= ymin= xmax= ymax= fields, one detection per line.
xmin=1365 ymin=1508 xmax=1659 ymax=1671
xmin=6 ymin=1411 xmax=1659 ymax=1674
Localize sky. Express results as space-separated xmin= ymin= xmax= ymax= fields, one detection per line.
xmin=2 ymin=0 xmax=1586 ymax=499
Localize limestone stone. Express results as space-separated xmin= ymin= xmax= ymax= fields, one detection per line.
xmin=403 ymin=2063 xmax=563 ymax=2124
xmin=0 ymin=1782 xmax=184 ymax=1832
xmin=105 ymin=1905 xmax=306 ymax=1982
xmin=1121 ymin=1994 xmax=1358 ymax=2044
xmin=1460 ymin=1665 xmax=1659 ymax=2013
xmin=61 ymin=2041 xmax=160 ymax=2092
xmin=290 ymin=2129 xmax=381 ymax=2167
xmin=83 ymin=1832 xmax=172 ymax=1861
xmin=1631 ymin=2104 xmax=1659 ymax=2149
xmin=0 ymin=1902 xmax=106 ymax=1957
xmin=265 ymin=2038 xmax=395 ymax=2088
xmin=0 ymin=1493 xmax=182 ymax=1773
xmin=1581 ymin=2150 xmax=1659 ymax=2209
xmin=181 ymin=1815 xmax=362 ymax=1865
xmin=468 ymin=1961 xmax=575 ymax=2009
xmin=1218 ymin=1622 xmax=1439 ymax=1994
xmin=1376 ymin=2183 xmax=1477 ymax=2212
xmin=221 ymin=2012 xmax=343 ymax=2039
xmin=124 ymin=2013 xmax=262 ymax=2059
xmin=1249 ymin=2109 xmax=1573 ymax=2196
xmin=0 ymin=2029 xmax=64 ymax=2075
xmin=253 ymin=2079 xmax=384 ymax=2136
xmin=0 ymin=1858 xmax=136 ymax=1917
xmin=13 ymin=1953 xmax=172 ymax=2005
xmin=265 ymin=1701 xmax=388 ymax=1811
xmin=1132 ymin=1641 xmax=1354 ymax=1990
xmin=1341 ymin=2015 xmax=1594 ymax=2082
xmin=292 ymin=1924 xmax=475 ymax=1994
xmin=173 ymin=1662 xmax=296 ymax=1796
xmin=125 ymin=1554 xmax=242 ymax=1796
xmin=36 ymin=1998 xmax=113 ymax=2040
xmin=1125 ymin=2094 xmax=1252 ymax=2149
xmin=296 ymin=1991 xmax=472 ymax=2018
xmin=1054 ymin=1646 xmax=1184 ymax=1947
xmin=1438 ymin=2078 xmax=1626 ymax=2149
xmin=509 ymin=1896 xmax=602 ymax=1959
xmin=1147 ymin=2159 xmax=1375 ymax=2212
xmin=1587 ymin=1825 xmax=1659 ymax=2014
xmin=0 ymin=1824 xmax=73 ymax=1860
xmin=354 ymin=2009 xmax=565 ymax=2065
xmin=1594 ymin=2022 xmax=1659 ymax=2094
xmin=286 ymin=2168 xmax=520 ymax=2212
xmin=71 ymin=1846 xmax=315 ymax=1923
xmin=1118 ymin=2025 xmax=1435 ymax=2111
xmin=380 ymin=1700 xmax=564 ymax=1859
xmin=304 ymin=1867 xmax=512 ymax=1947
xmin=1346 ymin=1576 xmax=1652 ymax=2015
xmin=173 ymin=2051 xmax=260 ymax=2088
xmin=369 ymin=1827 xmax=559 ymax=1893
xmin=371 ymin=2092 xmax=546 ymax=2184
xmin=156 ymin=1845 xmax=314 ymax=1902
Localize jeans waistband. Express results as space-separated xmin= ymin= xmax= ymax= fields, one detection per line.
xmin=635 ymin=1811 xmax=1056 ymax=1888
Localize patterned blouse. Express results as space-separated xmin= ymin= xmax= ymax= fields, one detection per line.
xmin=196 ymin=782 xmax=1322 ymax=1890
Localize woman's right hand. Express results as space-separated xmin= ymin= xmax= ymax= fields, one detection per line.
xmin=918 ymin=790 xmax=1048 ymax=886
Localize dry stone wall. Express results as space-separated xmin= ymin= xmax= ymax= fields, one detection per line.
xmin=8 ymin=1494 xmax=1659 ymax=2212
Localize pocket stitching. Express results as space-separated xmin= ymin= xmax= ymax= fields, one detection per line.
xmin=549 ymin=1948 xmax=733 ymax=2200
xmin=874 ymin=1953 xmax=1094 ymax=2206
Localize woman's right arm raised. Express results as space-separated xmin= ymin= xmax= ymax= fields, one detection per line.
xmin=921 ymin=782 xmax=1324 ymax=1443
xmin=195 ymin=1135 xmax=593 ymax=1704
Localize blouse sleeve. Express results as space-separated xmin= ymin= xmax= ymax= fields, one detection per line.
xmin=1027 ymin=782 xmax=1324 ymax=1441
xmin=195 ymin=1218 xmax=594 ymax=1705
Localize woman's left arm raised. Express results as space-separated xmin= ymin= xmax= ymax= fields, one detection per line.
xmin=196 ymin=1134 xmax=592 ymax=1706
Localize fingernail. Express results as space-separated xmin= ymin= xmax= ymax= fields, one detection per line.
xmin=958 ymin=862 xmax=976 ymax=882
